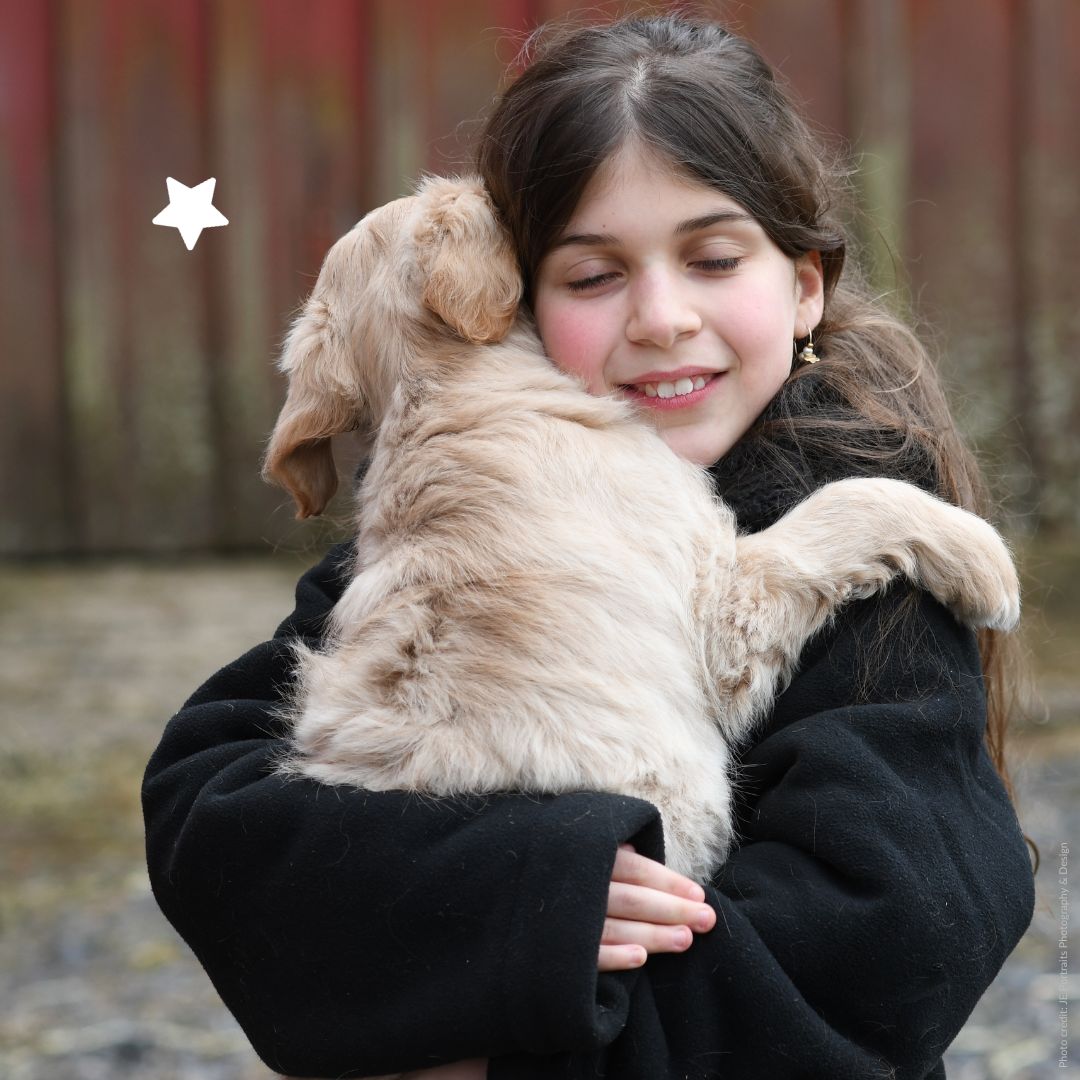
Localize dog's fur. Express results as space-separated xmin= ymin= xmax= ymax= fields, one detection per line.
xmin=264 ymin=175 xmax=1019 ymax=890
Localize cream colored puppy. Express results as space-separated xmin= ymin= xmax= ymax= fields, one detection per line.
xmin=264 ymin=175 xmax=1019 ymax=891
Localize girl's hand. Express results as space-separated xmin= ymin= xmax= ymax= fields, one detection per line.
xmin=399 ymin=1058 xmax=488 ymax=1079
xmin=598 ymin=844 xmax=717 ymax=972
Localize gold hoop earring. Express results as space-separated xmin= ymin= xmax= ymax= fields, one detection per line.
xmin=799 ymin=327 xmax=819 ymax=364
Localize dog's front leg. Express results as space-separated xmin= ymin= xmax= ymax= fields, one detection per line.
xmin=696 ymin=476 xmax=1020 ymax=747
xmin=695 ymin=529 xmax=846 ymax=748
xmin=751 ymin=477 xmax=1020 ymax=632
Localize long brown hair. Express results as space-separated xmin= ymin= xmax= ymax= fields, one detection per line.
xmin=474 ymin=12 xmax=1033 ymax=827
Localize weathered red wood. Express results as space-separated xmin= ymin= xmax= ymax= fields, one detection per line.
xmin=114 ymin=0 xmax=216 ymax=552
xmin=1023 ymin=0 xmax=1080 ymax=529
xmin=838 ymin=0 xmax=912 ymax=295
xmin=197 ymin=0 xmax=377 ymax=548
xmin=0 ymin=0 xmax=71 ymax=553
xmin=723 ymin=0 xmax=849 ymax=144
xmin=907 ymin=0 xmax=1014 ymax=450
xmin=247 ymin=0 xmax=380 ymax=544
xmin=56 ymin=0 xmax=138 ymax=552
xmin=1 ymin=0 xmax=1075 ymax=552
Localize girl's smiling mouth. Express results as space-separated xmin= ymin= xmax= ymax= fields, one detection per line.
xmin=617 ymin=371 xmax=725 ymax=410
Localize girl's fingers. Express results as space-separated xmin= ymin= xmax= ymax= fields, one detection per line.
xmin=600 ymin=846 xmax=715 ymax=971
xmin=614 ymin=844 xmax=706 ymax=902
xmin=607 ymin=880 xmax=716 ymax=933
xmin=598 ymin=943 xmax=647 ymax=972
xmin=399 ymin=1060 xmax=489 ymax=1080
xmin=601 ymin=916 xmax=693 ymax=953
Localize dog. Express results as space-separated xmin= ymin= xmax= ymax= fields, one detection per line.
xmin=263 ymin=175 xmax=1019 ymax=889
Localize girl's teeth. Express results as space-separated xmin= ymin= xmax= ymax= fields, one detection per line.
xmin=641 ymin=375 xmax=708 ymax=398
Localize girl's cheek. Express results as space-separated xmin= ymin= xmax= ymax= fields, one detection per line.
xmin=724 ymin=286 xmax=797 ymax=370
xmin=536 ymin=303 xmax=610 ymax=393
xmin=728 ymin=284 xmax=785 ymax=344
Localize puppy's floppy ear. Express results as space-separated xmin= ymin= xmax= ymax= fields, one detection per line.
xmin=262 ymin=264 xmax=363 ymax=519
xmin=416 ymin=177 xmax=522 ymax=344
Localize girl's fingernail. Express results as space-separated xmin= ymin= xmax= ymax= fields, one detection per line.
xmin=695 ymin=908 xmax=714 ymax=931
xmin=672 ymin=928 xmax=691 ymax=949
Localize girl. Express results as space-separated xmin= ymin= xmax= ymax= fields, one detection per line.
xmin=142 ymin=13 xmax=1035 ymax=1079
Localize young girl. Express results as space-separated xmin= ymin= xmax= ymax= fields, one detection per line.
xmin=142 ymin=13 xmax=1035 ymax=1080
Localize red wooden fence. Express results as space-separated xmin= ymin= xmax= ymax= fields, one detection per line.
xmin=2 ymin=0 xmax=1077 ymax=554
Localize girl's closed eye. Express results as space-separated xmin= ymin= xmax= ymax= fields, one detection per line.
xmin=566 ymin=255 xmax=743 ymax=293
xmin=566 ymin=270 xmax=618 ymax=293
xmin=694 ymin=256 xmax=742 ymax=273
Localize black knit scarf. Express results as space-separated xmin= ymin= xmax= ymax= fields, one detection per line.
xmin=707 ymin=368 xmax=940 ymax=535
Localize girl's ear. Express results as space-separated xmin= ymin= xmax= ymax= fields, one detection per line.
xmin=794 ymin=250 xmax=825 ymax=335
xmin=416 ymin=179 xmax=522 ymax=344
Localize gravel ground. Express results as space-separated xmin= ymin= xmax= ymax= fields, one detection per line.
xmin=0 ymin=556 xmax=1074 ymax=1080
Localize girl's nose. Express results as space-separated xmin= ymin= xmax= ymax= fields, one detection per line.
xmin=625 ymin=270 xmax=702 ymax=349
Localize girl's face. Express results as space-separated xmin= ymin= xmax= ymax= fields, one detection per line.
xmin=532 ymin=144 xmax=825 ymax=466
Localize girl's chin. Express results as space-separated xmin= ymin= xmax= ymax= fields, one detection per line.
xmin=656 ymin=426 xmax=734 ymax=466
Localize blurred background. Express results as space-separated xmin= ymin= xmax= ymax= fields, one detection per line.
xmin=1 ymin=0 xmax=1077 ymax=1077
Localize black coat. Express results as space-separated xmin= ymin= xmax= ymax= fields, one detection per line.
xmin=143 ymin=409 xmax=1035 ymax=1079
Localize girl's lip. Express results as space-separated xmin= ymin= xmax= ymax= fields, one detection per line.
xmin=616 ymin=372 xmax=725 ymax=410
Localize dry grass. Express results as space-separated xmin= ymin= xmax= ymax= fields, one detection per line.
xmin=0 ymin=556 xmax=307 ymax=929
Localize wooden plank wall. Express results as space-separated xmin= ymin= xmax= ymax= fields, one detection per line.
xmin=1 ymin=0 xmax=1077 ymax=555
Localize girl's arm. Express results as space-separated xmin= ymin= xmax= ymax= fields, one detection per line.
xmin=489 ymin=584 xmax=1036 ymax=1080
xmin=142 ymin=541 xmax=661 ymax=1078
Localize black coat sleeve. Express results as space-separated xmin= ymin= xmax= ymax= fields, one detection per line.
xmin=142 ymin=542 xmax=664 ymax=1077
xmin=489 ymin=584 xmax=1036 ymax=1080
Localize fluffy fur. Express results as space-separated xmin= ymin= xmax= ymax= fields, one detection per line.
xmin=264 ymin=175 xmax=1020 ymax=889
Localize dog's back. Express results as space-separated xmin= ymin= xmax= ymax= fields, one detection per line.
xmin=282 ymin=330 xmax=739 ymax=876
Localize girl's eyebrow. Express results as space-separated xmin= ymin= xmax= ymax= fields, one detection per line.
xmin=551 ymin=210 xmax=755 ymax=251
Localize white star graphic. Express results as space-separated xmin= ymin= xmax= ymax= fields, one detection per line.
xmin=152 ymin=177 xmax=229 ymax=250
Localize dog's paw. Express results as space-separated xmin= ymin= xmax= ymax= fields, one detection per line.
xmin=929 ymin=516 xmax=1021 ymax=632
